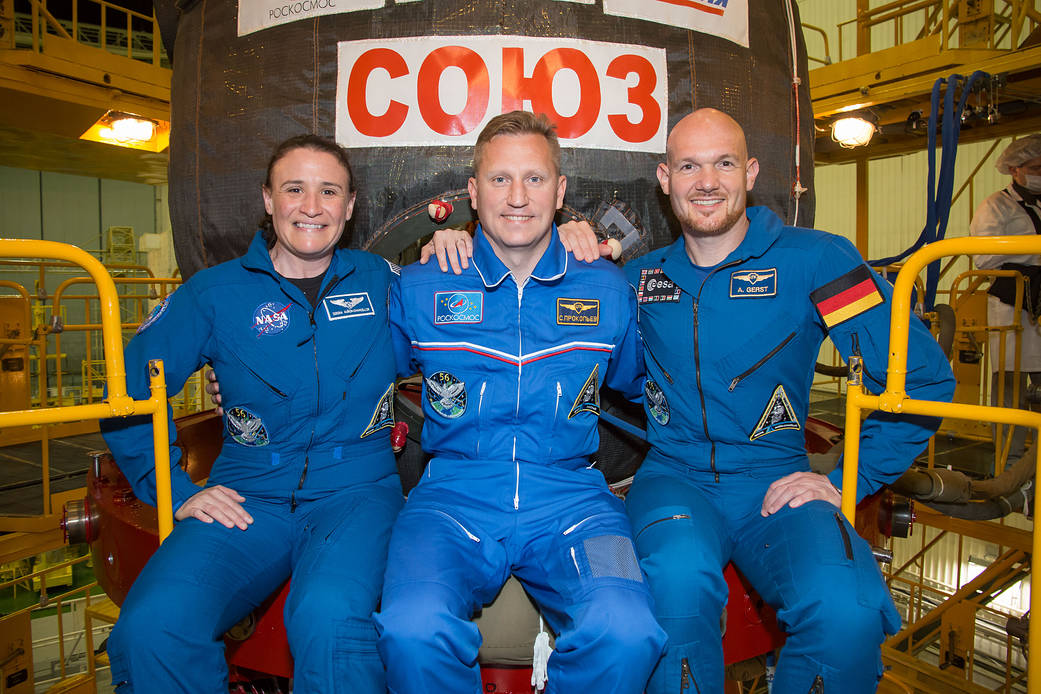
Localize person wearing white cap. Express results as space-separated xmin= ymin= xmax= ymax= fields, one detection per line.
xmin=969 ymin=133 xmax=1041 ymax=465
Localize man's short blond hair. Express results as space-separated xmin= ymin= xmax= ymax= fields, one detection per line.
xmin=473 ymin=111 xmax=561 ymax=175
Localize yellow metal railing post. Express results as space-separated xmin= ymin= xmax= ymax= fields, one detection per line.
xmin=840 ymin=235 xmax=1041 ymax=693
xmin=148 ymin=359 xmax=173 ymax=542
xmin=0 ymin=239 xmax=172 ymax=541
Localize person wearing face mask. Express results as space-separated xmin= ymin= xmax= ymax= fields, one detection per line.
xmin=970 ymin=134 xmax=1041 ymax=465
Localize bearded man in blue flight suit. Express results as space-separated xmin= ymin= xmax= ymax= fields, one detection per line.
xmin=613 ymin=109 xmax=954 ymax=693
xmin=374 ymin=111 xmax=666 ymax=694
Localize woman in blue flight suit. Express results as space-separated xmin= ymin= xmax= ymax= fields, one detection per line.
xmin=100 ymin=135 xmax=403 ymax=694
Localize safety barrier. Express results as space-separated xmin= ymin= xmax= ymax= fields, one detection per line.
xmin=0 ymin=239 xmax=174 ymax=541
xmin=841 ymin=235 xmax=1041 ymax=692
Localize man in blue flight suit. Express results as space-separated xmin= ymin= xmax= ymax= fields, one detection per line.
xmin=619 ymin=109 xmax=955 ymax=693
xmin=374 ymin=111 xmax=666 ymax=694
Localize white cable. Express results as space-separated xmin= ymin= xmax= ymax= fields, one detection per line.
xmin=783 ymin=0 xmax=808 ymax=227
xmin=531 ymin=615 xmax=552 ymax=691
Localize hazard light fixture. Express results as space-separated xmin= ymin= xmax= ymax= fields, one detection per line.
xmin=830 ymin=115 xmax=877 ymax=149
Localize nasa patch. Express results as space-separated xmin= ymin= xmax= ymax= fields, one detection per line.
xmin=730 ymin=269 xmax=777 ymax=298
xmin=324 ymin=293 xmax=374 ymax=321
xmin=425 ymin=371 xmax=466 ymax=418
xmin=360 ymin=383 xmax=395 ymax=438
xmin=749 ymin=384 xmax=800 ymax=441
xmin=434 ymin=291 xmax=483 ymax=324
xmin=557 ymin=298 xmax=599 ymax=326
xmin=568 ymin=364 xmax=601 ymax=418
xmin=253 ymin=301 xmax=292 ymax=336
xmin=226 ymin=406 xmax=269 ymax=446
xmin=137 ymin=296 xmax=171 ymax=334
xmin=637 ymin=268 xmax=681 ymax=303
xmin=644 ymin=380 xmax=670 ymax=425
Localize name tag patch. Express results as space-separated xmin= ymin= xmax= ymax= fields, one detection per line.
xmin=730 ymin=269 xmax=777 ymax=298
xmin=435 ymin=291 xmax=483 ymax=324
xmin=557 ymin=298 xmax=600 ymax=326
xmin=324 ymin=293 xmax=374 ymax=320
xmin=637 ymin=268 xmax=681 ymax=303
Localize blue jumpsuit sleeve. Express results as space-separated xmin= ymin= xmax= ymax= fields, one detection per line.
xmin=602 ymin=284 xmax=646 ymax=402
xmin=816 ymin=237 xmax=955 ymax=501
xmin=99 ymin=283 xmax=213 ymax=512
xmin=388 ymin=273 xmax=417 ymax=378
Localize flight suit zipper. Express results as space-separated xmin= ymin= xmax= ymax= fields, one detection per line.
xmin=230 ymin=354 xmax=289 ymax=398
xmin=834 ymin=513 xmax=854 ymax=560
xmin=513 ymin=279 xmax=525 ymax=511
xmin=635 ymin=513 xmax=691 ymax=541
xmin=692 ymin=259 xmax=741 ymax=483
xmin=680 ymin=657 xmax=701 ymax=693
xmin=291 ymin=274 xmax=340 ymax=512
xmin=476 ymin=381 xmax=487 ymax=457
xmin=642 ymin=342 xmax=674 ymax=384
xmin=728 ymin=331 xmax=797 ymax=391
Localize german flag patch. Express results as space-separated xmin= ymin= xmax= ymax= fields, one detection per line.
xmin=811 ymin=265 xmax=884 ymax=329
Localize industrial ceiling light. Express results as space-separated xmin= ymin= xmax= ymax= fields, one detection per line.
xmin=831 ymin=115 xmax=877 ymax=148
xmin=108 ymin=115 xmax=156 ymax=143
xmin=81 ymin=111 xmax=170 ymax=152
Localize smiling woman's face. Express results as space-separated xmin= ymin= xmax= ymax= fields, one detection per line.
xmin=262 ymin=147 xmax=356 ymax=276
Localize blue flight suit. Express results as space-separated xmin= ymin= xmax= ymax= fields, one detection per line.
xmin=623 ymin=207 xmax=955 ymax=693
xmin=375 ymin=226 xmax=667 ymax=694
xmin=100 ymin=232 xmax=404 ymax=694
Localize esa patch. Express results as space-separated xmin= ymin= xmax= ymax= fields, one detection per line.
xmin=253 ymin=301 xmax=292 ymax=336
xmin=324 ymin=293 xmax=374 ymax=321
xmin=637 ymin=268 xmax=681 ymax=303
xmin=557 ymin=298 xmax=599 ymax=326
xmin=644 ymin=380 xmax=670 ymax=425
xmin=730 ymin=269 xmax=777 ymax=298
xmin=749 ymin=385 xmax=800 ymax=441
xmin=434 ymin=291 xmax=483 ymax=324
xmin=568 ymin=364 xmax=601 ymax=418
xmin=425 ymin=371 xmax=466 ymax=418
xmin=811 ymin=265 xmax=883 ymax=328
xmin=226 ymin=406 xmax=269 ymax=446
xmin=360 ymin=383 xmax=395 ymax=438
xmin=137 ymin=296 xmax=171 ymax=334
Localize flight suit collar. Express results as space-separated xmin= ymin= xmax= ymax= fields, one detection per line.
xmin=659 ymin=206 xmax=784 ymax=295
xmin=471 ymin=224 xmax=568 ymax=288
xmin=239 ymin=230 xmax=356 ymax=302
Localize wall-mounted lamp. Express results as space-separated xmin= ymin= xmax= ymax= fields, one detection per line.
xmin=830 ymin=115 xmax=877 ymax=148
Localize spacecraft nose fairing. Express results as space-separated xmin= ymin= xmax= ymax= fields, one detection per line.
xmin=157 ymin=0 xmax=814 ymax=277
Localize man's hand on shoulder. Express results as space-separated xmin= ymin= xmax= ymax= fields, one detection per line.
xmin=557 ymin=220 xmax=615 ymax=263
xmin=760 ymin=471 xmax=841 ymax=516
xmin=419 ymin=228 xmax=473 ymax=274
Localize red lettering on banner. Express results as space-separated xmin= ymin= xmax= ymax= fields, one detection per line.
xmin=606 ymin=54 xmax=660 ymax=143
xmin=502 ymin=47 xmax=600 ymax=139
xmin=347 ymin=48 xmax=409 ymax=137
xmin=417 ymin=46 xmax=490 ymax=136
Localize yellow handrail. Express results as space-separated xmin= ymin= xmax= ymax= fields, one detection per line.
xmin=841 ymin=235 xmax=1041 ymax=693
xmin=0 ymin=239 xmax=174 ymax=541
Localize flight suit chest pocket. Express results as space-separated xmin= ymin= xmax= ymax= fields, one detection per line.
xmin=715 ymin=313 xmax=800 ymax=392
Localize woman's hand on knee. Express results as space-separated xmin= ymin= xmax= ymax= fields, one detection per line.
xmin=174 ymin=485 xmax=253 ymax=530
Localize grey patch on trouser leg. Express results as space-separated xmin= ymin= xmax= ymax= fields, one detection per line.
xmin=582 ymin=535 xmax=644 ymax=582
